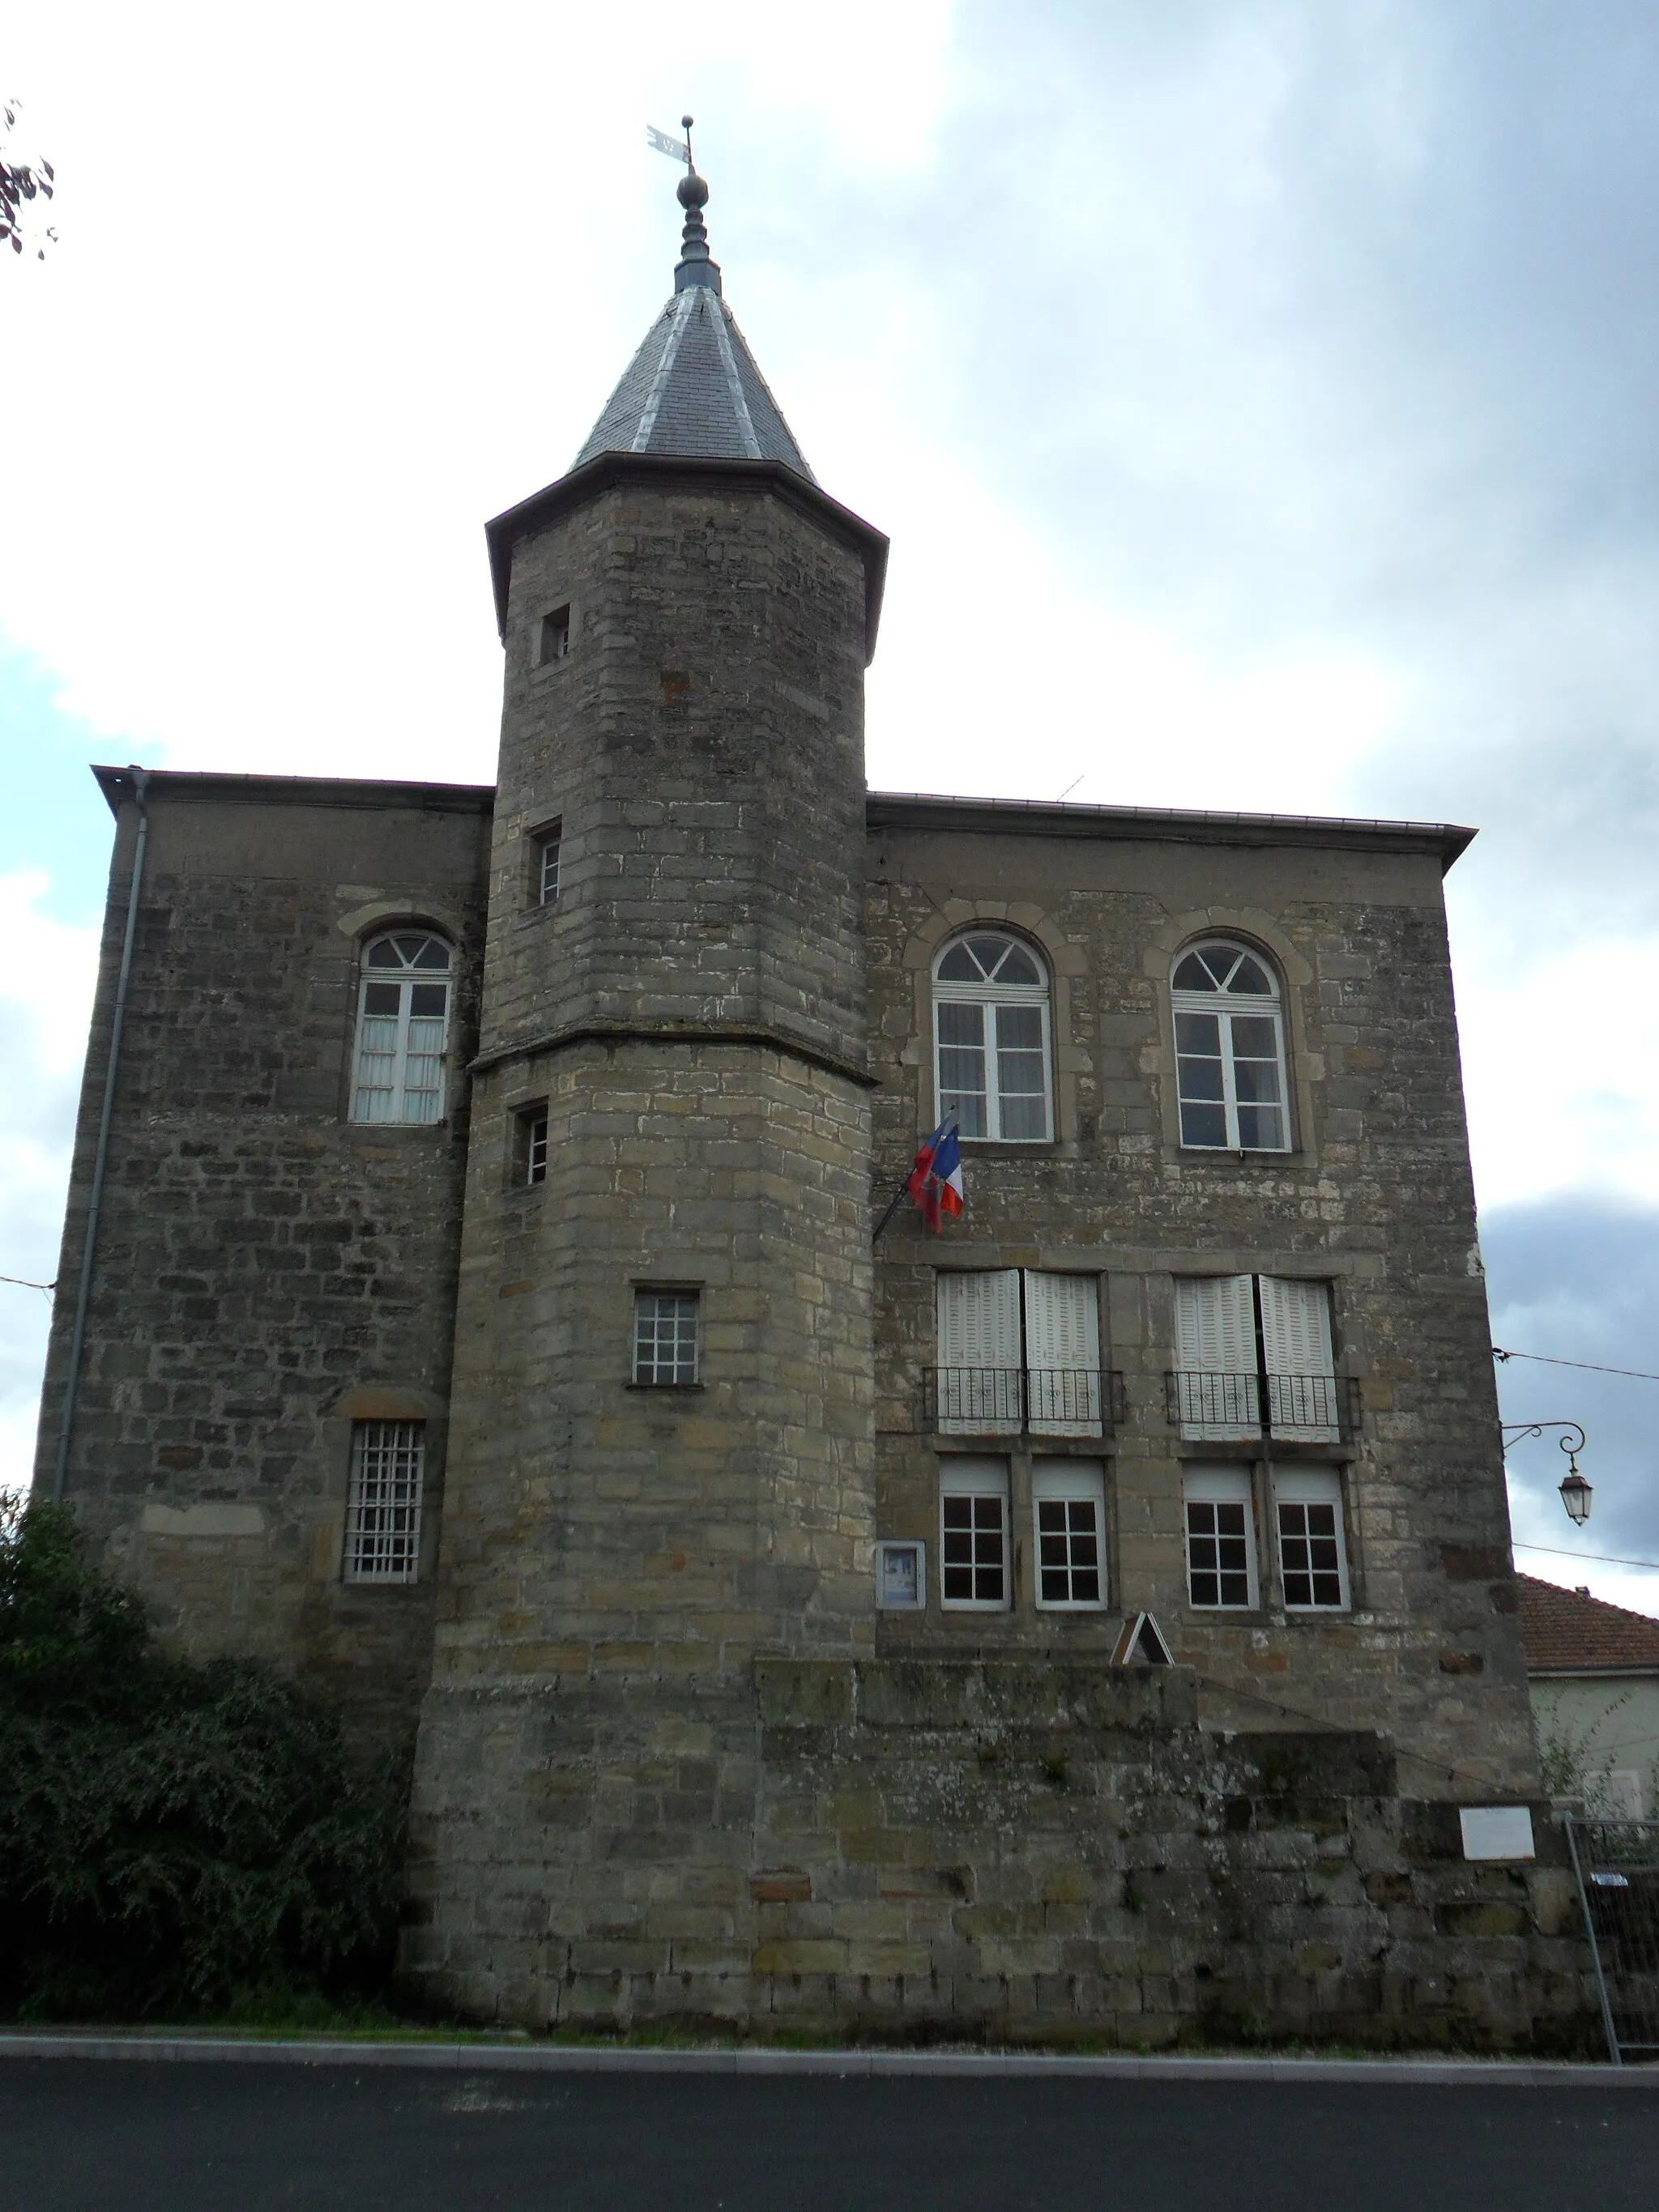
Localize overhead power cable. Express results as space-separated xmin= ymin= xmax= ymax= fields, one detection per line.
xmin=1514 ymin=1541 xmax=1659 ymax=1572
xmin=1494 ymin=1346 xmax=1659 ymax=1384
xmin=1 ymin=1274 xmax=53 ymax=1293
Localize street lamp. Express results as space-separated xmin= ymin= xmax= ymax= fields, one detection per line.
xmin=1499 ymin=1421 xmax=1590 ymax=1525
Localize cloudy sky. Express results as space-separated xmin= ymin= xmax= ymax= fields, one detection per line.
xmin=4 ymin=0 xmax=1658 ymax=1607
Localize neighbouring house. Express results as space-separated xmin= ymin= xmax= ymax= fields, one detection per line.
xmin=32 ymin=163 xmax=1588 ymax=2047
xmin=1519 ymin=1574 xmax=1659 ymax=1819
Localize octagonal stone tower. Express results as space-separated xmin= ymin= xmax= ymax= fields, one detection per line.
xmin=405 ymin=165 xmax=889 ymax=2022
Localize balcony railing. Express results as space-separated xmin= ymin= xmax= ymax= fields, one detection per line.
xmin=1164 ymin=1370 xmax=1360 ymax=1443
xmin=923 ymin=1367 xmax=1127 ymax=1438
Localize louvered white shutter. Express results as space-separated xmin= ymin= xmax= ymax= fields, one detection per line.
xmin=1173 ymin=1275 xmax=1257 ymax=1438
xmin=936 ymin=1270 xmax=1021 ymax=1432
xmin=1025 ymin=1272 xmax=1101 ymax=1434
xmin=1259 ymin=1276 xmax=1337 ymax=1440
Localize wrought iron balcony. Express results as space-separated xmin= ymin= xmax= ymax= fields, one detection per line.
xmin=923 ymin=1367 xmax=1127 ymax=1438
xmin=1164 ymin=1370 xmax=1361 ymax=1442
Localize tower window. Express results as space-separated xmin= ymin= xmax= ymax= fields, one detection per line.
xmin=344 ymin=1420 xmax=425 ymax=1583
xmin=537 ymin=605 xmax=571 ymax=665
xmin=633 ymin=1290 xmax=700 ymax=1386
xmin=534 ymin=822 xmax=562 ymax=906
xmin=351 ymin=931 xmax=453 ymax=1124
xmin=514 ymin=1104 xmax=549 ymax=1186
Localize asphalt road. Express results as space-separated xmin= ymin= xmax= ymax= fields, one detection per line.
xmin=3 ymin=2061 xmax=1656 ymax=2212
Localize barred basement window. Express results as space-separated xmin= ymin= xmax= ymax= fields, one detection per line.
xmin=351 ymin=931 xmax=452 ymax=1124
xmin=633 ymin=1290 xmax=699 ymax=1385
xmin=344 ymin=1420 xmax=425 ymax=1583
xmin=939 ymin=1457 xmax=1010 ymax=1609
xmin=534 ymin=821 xmax=561 ymax=906
xmin=1183 ymin=1464 xmax=1258 ymax=1609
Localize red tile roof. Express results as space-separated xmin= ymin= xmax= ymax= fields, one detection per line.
xmin=1517 ymin=1574 xmax=1659 ymax=1671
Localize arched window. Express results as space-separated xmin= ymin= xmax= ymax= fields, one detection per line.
xmin=933 ymin=931 xmax=1052 ymax=1142
xmin=351 ymin=931 xmax=453 ymax=1124
xmin=1171 ymin=941 xmax=1289 ymax=1150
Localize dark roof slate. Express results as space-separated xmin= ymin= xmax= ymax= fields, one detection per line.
xmin=571 ymin=287 xmax=813 ymax=480
xmin=1516 ymin=1573 xmax=1659 ymax=1671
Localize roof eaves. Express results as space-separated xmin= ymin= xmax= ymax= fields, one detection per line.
xmin=92 ymin=766 xmax=495 ymax=820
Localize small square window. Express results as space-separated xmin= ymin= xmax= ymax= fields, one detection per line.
xmin=344 ymin=1420 xmax=424 ymax=1584
xmin=876 ymin=1540 xmax=926 ymax=1610
xmin=633 ymin=1290 xmax=699 ymax=1386
xmin=939 ymin=1458 xmax=1009 ymax=1609
xmin=537 ymin=605 xmax=571 ymax=665
xmin=534 ymin=823 xmax=561 ymax=906
xmin=513 ymin=1104 xmax=548 ymax=1187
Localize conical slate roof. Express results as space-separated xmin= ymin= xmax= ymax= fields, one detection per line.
xmin=570 ymin=168 xmax=814 ymax=483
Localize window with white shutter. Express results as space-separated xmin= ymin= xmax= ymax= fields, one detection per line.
xmin=1024 ymin=1272 xmax=1102 ymax=1435
xmin=1183 ymin=1464 xmax=1258 ymax=1609
xmin=1032 ymin=1460 xmax=1107 ymax=1609
xmin=936 ymin=1270 xmax=1022 ymax=1432
xmin=939 ymin=1458 xmax=1011 ymax=1608
xmin=1272 ymin=1465 xmax=1350 ymax=1609
xmin=1172 ymin=1275 xmax=1258 ymax=1438
xmin=1258 ymin=1277 xmax=1338 ymax=1442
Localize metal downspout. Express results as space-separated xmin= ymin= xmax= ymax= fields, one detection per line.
xmin=50 ymin=766 xmax=151 ymax=1502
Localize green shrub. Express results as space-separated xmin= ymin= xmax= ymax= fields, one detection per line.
xmin=0 ymin=1497 xmax=408 ymax=2022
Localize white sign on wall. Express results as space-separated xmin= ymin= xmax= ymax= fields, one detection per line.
xmin=1459 ymin=1805 xmax=1536 ymax=1861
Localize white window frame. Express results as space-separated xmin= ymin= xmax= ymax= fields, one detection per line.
xmin=350 ymin=931 xmax=454 ymax=1125
xmin=632 ymin=1289 xmax=700 ymax=1386
xmin=939 ymin=1457 xmax=1011 ymax=1609
xmin=1272 ymin=1465 xmax=1351 ymax=1612
xmin=1031 ymin=1460 xmax=1107 ymax=1611
xmin=518 ymin=1105 xmax=549 ymax=1187
xmin=534 ymin=820 xmax=562 ymax=906
xmin=1183 ymin=1464 xmax=1259 ymax=1610
xmin=875 ymin=1539 xmax=927 ymax=1611
xmin=1171 ymin=940 xmax=1290 ymax=1152
xmin=343 ymin=1419 xmax=425 ymax=1584
xmin=932 ymin=932 xmax=1053 ymax=1143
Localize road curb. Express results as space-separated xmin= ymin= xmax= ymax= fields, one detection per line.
xmin=0 ymin=2034 xmax=1647 ymax=2083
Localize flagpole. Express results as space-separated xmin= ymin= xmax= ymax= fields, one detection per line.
xmin=872 ymin=1113 xmax=958 ymax=1246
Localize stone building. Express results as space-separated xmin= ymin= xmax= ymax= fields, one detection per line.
xmin=35 ymin=168 xmax=1587 ymax=2046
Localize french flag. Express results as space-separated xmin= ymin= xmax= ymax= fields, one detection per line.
xmin=907 ymin=1117 xmax=964 ymax=1232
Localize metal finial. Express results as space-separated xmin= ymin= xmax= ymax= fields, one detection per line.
xmin=681 ymin=115 xmax=695 ymax=173
xmin=673 ymin=127 xmax=720 ymax=296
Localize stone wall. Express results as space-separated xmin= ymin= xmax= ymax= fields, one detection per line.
xmin=864 ymin=808 xmax=1537 ymax=1797
xmin=34 ymin=771 xmax=492 ymax=1741
xmin=400 ymin=1659 xmax=1589 ymax=2049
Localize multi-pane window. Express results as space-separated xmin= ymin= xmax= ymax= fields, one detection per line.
xmin=517 ymin=1106 xmax=548 ymax=1186
xmin=934 ymin=1268 xmax=1103 ymax=1436
xmin=351 ymin=932 xmax=452 ymax=1124
xmin=1032 ymin=1460 xmax=1107 ymax=1609
xmin=1171 ymin=942 xmax=1290 ymax=1150
xmin=1183 ymin=1465 xmax=1257 ymax=1609
xmin=633 ymin=1290 xmax=699 ymax=1385
xmin=933 ymin=932 xmax=1052 ymax=1142
xmin=535 ymin=822 xmax=561 ymax=906
xmin=344 ymin=1420 xmax=425 ymax=1584
xmin=939 ymin=1458 xmax=1009 ymax=1608
xmin=1273 ymin=1467 xmax=1350 ymax=1609
xmin=1171 ymin=1274 xmax=1339 ymax=1443
xmin=537 ymin=605 xmax=571 ymax=665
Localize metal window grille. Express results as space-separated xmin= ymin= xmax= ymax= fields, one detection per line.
xmin=525 ymin=1111 xmax=548 ymax=1185
xmin=1036 ymin=1497 xmax=1102 ymax=1605
xmin=1185 ymin=1498 xmax=1253 ymax=1608
xmin=1164 ymin=1370 xmax=1358 ymax=1440
xmin=537 ymin=831 xmax=561 ymax=905
xmin=940 ymin=1491 xmax=1006 ymax=1605
xmin=923 ymin=1368 xmax=1126 ymax=1436
xmin=344 ymin=1421 xmax=424 ymax=1584
xmin=633 ymin=1291 xmax=699 ymax=1385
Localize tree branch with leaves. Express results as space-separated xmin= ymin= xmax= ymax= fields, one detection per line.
xmin=1 ymin=100 xmax=54 ymax=261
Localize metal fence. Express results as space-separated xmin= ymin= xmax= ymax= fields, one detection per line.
xmin=1163 ymin=1370 xmax=1361 ymax=1442
xmin=923 ymin=1368 xmax=1127 ymax=1438
xmin=1564 ymin=1816 xmax=1659 ymax=2063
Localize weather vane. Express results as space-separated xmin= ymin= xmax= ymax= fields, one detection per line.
xmin=646 ymin=115 xmax=697 ymax=174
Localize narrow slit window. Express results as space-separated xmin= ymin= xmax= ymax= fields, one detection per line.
xmin=514 ymin=1105 xmax=549 ymax=1187
xmin=344 ymin=1420 xmax=425 ymax=1583
xmin=535 ymin=822 xmax=562 ymax=906
xmin=633 ymin=1290 xmax=700 ymax=1385
xmin=538 ymin=605 xmax=571 ymax=665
